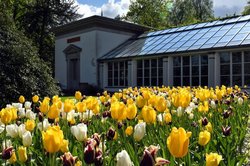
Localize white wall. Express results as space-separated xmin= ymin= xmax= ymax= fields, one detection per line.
xmin=55 ymin=28 xmax=135 ymax=89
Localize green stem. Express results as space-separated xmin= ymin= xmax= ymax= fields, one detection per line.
xmin=4 ymin=124 xmax=6 ymax=166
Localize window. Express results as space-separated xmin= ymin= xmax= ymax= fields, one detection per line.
xmin=173 ymin=55 xmax=208 ymax=86
xmin=245 ymin=51 xmax=250 ymax=86
xmin=108 ymin=61 xmax=128 ymax=87
xmin=137 ymin=58 xmax=163 ymax=86
xmin=220 ymin=51 xmax=250 ymax=87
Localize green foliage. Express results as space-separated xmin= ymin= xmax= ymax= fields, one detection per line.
xmin=168 ymin=0 xmax=214 ymax=26
xmin=16 ymin=0 xmax=81 ymax=68
xmin=243 ymin=1 xmax=250 ymax=15
xmin=0 ymin=23 xmax=60 ymax=107
xmin=125 ymin=0 xmax=169 ymax=29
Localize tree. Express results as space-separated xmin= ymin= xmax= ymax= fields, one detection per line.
xmin=16 ymin=0 xmax=81 ymax=67
xmin=168 ymin=0 xmax=214 ymax=26
xmin=191 ymin=0 xmax=213 ymax=21
xmin=243 ymin=1 xmax=250 ymax=15
xmin=125 ymin=0 xmax=169 ymax=29
xmin=0 ymin=20 xmax=60 ymax=107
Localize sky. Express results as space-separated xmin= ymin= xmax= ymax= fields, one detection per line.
xmin=75 ymin=0 xmax=248 ymax=19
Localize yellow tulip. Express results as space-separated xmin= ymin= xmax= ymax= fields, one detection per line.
xmin=155 ymin=96 xmax=167 ymax=112
xmin=19 ymin=95 xmax=25 ymax=103
xmin=32 ymin=95 xmax=39 ymax=103
xmin=18 ymin=146 xmax=27 ymax=162
xmin=205 ymin=122 xmax=213 ymax=133
xmin=76 ymin=101 xmax=87 ymax=113
xmin=110 ymin=102 xmax=127 ymax=121
xmin=167 ymin=127 xmax=192 ymax=158
xmin=99 ymin=96 xmax=106 ymax=103
xmin=75 ymin=91 xmax=82 ymax=100
xmin=206 ymin=153 xmax=222 ymax=166
xmin=164 ymin=113 xmax=172 ymax=124
xmin=64 ymin=99 xmax=75 ymax=113
xmin=9 ymin=151 xmax=17 ymax=164
xmin=60 ymin=139 xmax=69 ymax=153
xmin=0 ymin=108 xmax=12 ymax=124
xmin=126 ymin=103 xmax=137 ymax=120
xmin=172 ymin=89 xmax=191 ymax=108
xmin=42 ymin=126 xmax=64 ymax=153
xmin=10 ymin=107 xmax=17 ymax=121
xmin=141 ymin=106 xmax=156 ymax=124
xmin=25 ymin=119 xmax=35 ymax=131
xmin=198 ymin=130 xmax=211 ymax=146
xmin=39 ymin=97 xmax=50 ymax=114
xmin=85 ymin=97 xmax=100 ymax=114
xmin=136 ymin=95 xmax=146 ymax=108
xmin=47 ymin=103 xmax=60 ymax=119
xmin=125 ymin=126 xmax=133 ymax=136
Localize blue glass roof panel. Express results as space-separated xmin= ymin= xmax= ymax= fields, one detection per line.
xmin=99 ymin=15 xmax=250 ymax=60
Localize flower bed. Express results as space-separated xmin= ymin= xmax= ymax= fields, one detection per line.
xmin=0 ymin=86 xmax=249 ymax=166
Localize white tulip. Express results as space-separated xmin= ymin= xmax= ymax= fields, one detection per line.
xmin=192 ymin=97 xmax=198 ymax=103
xmin=24 ymin=101 xmax=32 ymax=109
xmin=0 ymin=120 xmax=4 ymax=134
xmin=38 ymin=119 xmax=51 ymax=131
xmin=18 ymin=108 xmax=26 ymax=118
xmin=2 ymin=140 xmax=12 ymax=150
xmin=0 ymin=125 xmax=4 ymax=134
xmin=6 ymin=124 xmax=19 ymax=138
xmin=71 ymin=123 xmax=87 ymax=141
xmin=11 ymin=103 xmax=23 ymax=109
xmin=171 ymin=109 xmax=176 ymax=114
xmin=188 ymin=113 xmax=194 ymax=119
xmin=210 ymin=100 xmax=216 ymax=109
xmin=116 ymin=150 xmax=133 ymax=166
xmin=166 ymin=100 xmax=171 ymax=108
xmin=79 ymin=110 xmax=94 ymax=121
xmin=26 ymin=109 xmax=36 ymax=120
xmin=177 ymin=107 xmax=183 ymax=117
xmin=133 ymin=122 xmax=146 ymax=141
xmin=238 ymin=97 xmax=243 ymax=105
xmin=157 ymin=114 xmax=163 ymax=123
xmin=18 ymin=124 xmax=27 ymax=138
xmin=22 ymin=131 xmax=32 ymax=147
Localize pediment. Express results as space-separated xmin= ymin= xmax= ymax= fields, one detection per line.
xmin=63 ymin=44 xmax=82 ymax=54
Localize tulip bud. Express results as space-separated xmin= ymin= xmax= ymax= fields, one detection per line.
xmin=94 ymin=149 xmax=103 ymax=166
xmin=176 ymin=107 xmax=183 ymax=117
xmin=6 ymin=124 xmax=19 ymax=138
xmin=71 ymin=123 xmax=88 ymax=142
xmin=116 ymin=150 xmax=133 ymax=166
xmin=102 ymin=111 xmax=111 ymax=118
xmin=202 ymin=117 xmax=209 ymax=126
xmin=238 ymin=97 xmax=243 ymax=105
xmin=38 ymin=112 xmax=43 ymax=122
xmin=22 ymin=131 xmax=32 ymax=147
xmin=18 ymin=146 xmax=27 ymax=163
xmin=106 ymin=127 xmax=116 ymax=140
xmin=2 ymin=147 xmax=13 ymax=160
xmin=222 ymin=126 xmax=231 ymax=136
xmin=140 ymin=150 xmax=155 ymax=166
xmin=155 ymin=157 xmax=170 ymax=165
xmin=60 ymin=152 xmax=77 ymax=166
xmin=133 ymin=122 xmax=146 ymax=142
xmin=84 ymin=144 xmax=95 ymax=164
xmin=191 ymin=121 xmax=198 ymax=128
xmin=118 ymin=122 xmax=123 ymax=129
xmin=222 ymin=110 xmax=231 ymax=119
xmin=91 ymin=133 xmax=100 ymax=146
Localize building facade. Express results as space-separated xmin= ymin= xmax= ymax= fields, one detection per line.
xmin=54 ymin=15 xmax=250 ymax=91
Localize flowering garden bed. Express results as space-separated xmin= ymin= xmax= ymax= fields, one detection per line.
xmin=0 ymin=86 xmax=249 ymax=165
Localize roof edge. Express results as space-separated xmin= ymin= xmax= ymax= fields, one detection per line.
xmin=52 ymin=15 xmax=151 ymax=36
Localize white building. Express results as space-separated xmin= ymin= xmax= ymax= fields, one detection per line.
xmin=54 ymin=15 xmax=250 ymax=92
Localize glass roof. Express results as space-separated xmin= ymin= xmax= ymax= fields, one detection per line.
xmin=100 ymin=15 xmax=250 ymax=60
